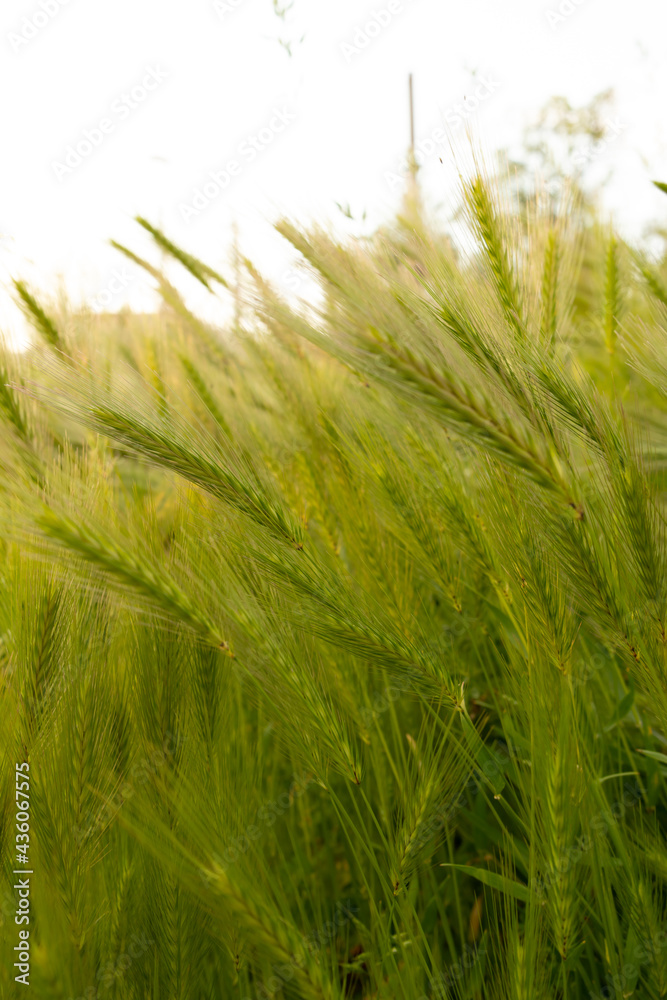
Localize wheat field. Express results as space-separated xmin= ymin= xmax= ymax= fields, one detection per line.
xmin=2 ymin=175 xmax=667 ymax=999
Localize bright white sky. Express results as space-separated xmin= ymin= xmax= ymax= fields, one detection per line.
xmin=1 ymin=0 xmax=667 ymax=344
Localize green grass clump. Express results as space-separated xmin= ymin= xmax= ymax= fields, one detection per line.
xmin=3 ymin=171 xmax=667 ymax=1000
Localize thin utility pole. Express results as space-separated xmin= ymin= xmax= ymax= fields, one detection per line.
xmin=408 ymin=73 xmax=418 ymax=183
xmin=404 ymin=72 xmax=422 ymax=225
xmin=232 ymin=220 xmax=242 ymax=330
